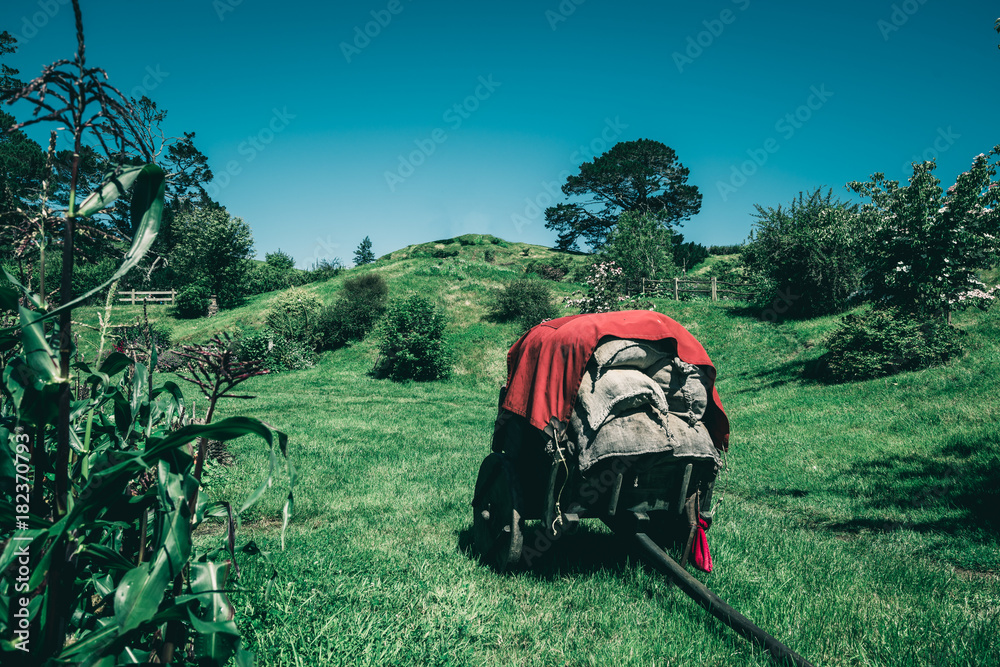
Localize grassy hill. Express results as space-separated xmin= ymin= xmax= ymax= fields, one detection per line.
xmin=72 ymin=238 xmax=1000 ymax=666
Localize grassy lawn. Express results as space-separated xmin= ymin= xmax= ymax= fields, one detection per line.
xmin=74 ymin=246 xmax=1000 ymax=666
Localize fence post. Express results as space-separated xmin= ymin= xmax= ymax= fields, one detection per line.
xmin=130 ymin=289 xmax=135 ymax=306
xmin=711 ymin=277 xmax=717 ymax=302
xmin=674 ymin=277 xmax=679 ymax=301
xmin=642 ymin=278 xmax=646 ymax=296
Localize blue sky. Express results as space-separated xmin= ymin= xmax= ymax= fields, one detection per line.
xmin=3 ymin=0 xmax=999 ymax=267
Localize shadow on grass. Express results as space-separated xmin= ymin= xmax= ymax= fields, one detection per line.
xmin=458 ymin=522 xmax=658 ymax=579
xmin=829 ymin=432 xmax=1000 ymax=537
xmin=729 ymin=357 xmax=826 ymax=394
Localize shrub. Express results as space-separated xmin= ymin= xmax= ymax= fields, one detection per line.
xmin=115 ymin=318 xmax=172 ymax=353
xmin=246 ymin=261 xmax=303 ymax=295
xmin=526 ymin=258 xmax=571 ymax=281
xmin=305 ymin=257 xmax=344 ymax=283
xmin=819 ymin=308 xmax=962 ymax=382
xmin=848 ymin=151 xmax=1000 ymax=320
xmin=233 ymin=327 xmax=316 ymax=372
xmin=484 ymin=248 xmax=496 ymax=263
xmin=708 ymin=243 xmax=743 ymax=255
xmin=315 ymin=273 xmax=389 ymax=350
xmin=155 ymin=349 xmax=185 ymax=373
xmin=373 ymin=295 xmax=451 ymax=381
xmin=565 ymin=261 xmax=631 ymax=313
xmin=265 ymin=286 xmax=323 ymax=346
xmin=488 ymin=279 xmax=558 ymax=331
xmin=742 ymin=188 xmax=863 ymax=318
xmin=175 ymin=284 xmax=211 ymax=318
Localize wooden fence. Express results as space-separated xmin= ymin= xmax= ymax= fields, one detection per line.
xmin=118 ymin=290 xmax=176 ymax=305
xmin=641 ymin=277 xmax=757 ymax=301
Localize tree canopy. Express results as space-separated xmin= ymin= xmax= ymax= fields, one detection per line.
xmin=598 ymin=211 xmax=676 ymax=293
xmin=544 ymin=139 xmax=702 ymax=250
xmin=354 ymin=235 xmax=375 ymax=265
xmin=170 ymin=206 xmax=254 ymax=308
xmin=848 ymin=151 xmax=1000 ymax=320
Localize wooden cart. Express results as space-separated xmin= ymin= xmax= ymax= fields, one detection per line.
xmin=469 ymin=312 xmax=813 ymax=667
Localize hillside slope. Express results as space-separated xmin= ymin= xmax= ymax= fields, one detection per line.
xmin=72 ymin=236 xmax=1000 ymax=666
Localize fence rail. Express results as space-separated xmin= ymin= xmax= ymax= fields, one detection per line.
xmin=642 ymin=277 xmax=757 ymax=301
xmin=118 ymin=290 xmax=176 ymax=305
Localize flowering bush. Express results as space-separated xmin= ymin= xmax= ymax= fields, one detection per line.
xmin=848 ymin=148 xmax=1000 ymax=320
xmin=565 ymin=261 xmax=632 ymax=313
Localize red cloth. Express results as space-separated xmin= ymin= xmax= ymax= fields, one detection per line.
xmin=692 ymin=517 xmax=713 ymax=572
xmin=500 ymin=310 xmax=730 ymax=450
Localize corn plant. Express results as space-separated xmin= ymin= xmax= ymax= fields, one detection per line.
xmin=0 ymin=3 xmax=293 ymax=664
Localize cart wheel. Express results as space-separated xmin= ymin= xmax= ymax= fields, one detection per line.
xmin=472 ymin=453 xmax=524 ymax=571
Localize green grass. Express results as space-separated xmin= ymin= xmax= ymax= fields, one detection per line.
xmin=80 ymin=240 xmax=1000 ymax=666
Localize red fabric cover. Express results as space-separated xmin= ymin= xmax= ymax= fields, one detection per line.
xmin=692 ymin=517 xmax=713 ymax=573
xmin=500 ymin=310 xmax=730 ymax=450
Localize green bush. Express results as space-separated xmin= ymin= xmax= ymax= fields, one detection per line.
xmin=175 ymin=284 xmax=211 ymax=318
xmin=742 ymin=188 xmax=863 ymax=318
xmin=373 ymin=295 xmax=451 ymax=381
xmin=246 ymin=261 xmax=304 ymax=295
xmin=303 ymin=257 xmax=342 ymax=283
xmin=116 ymin=319 xmax=172 ymax=352
xmin=265 ymin=286 xmax=323 ymax=346
xmin=819 ymin=308 xmax=962 ymax=382
xmin=525 ymin=258 xmax=571 ymax=281
xmin=708 ymin=244 xmax=743 ymax=255
xmin=488 ymin=279 xmax=558 ymax=331
xmin=233 ymin=327 xmax=316 ymax=372
xmin=315 ymin=273 xmax=389 ymax=350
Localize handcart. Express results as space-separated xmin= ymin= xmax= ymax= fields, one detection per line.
xmin=471 ymin=311 xmax=813 ymax=667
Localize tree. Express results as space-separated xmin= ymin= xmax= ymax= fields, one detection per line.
xmin=598 ymin=211 xmax=676 ymax=293
xmin=742 ymin=188 xmax=863 ymax=318
xmin=847 ymin=150 xmax=1000 ymax=320
xmin=671 ymin=234 xmax=709 ymax=273
xmin=0 ymin=110 xmax=45 ymax=245
xmin=544 ymin=139 xmax=702 ymax=250
xmin=266 ymin=248 xmax=296 ymax=271
xmin=170 ymin=206 xmax=254 ymax=308
xmin=0 ymin=30 xmax=26 ymax=100
xmin=354 ymin=235 xmax=375 ymax=265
